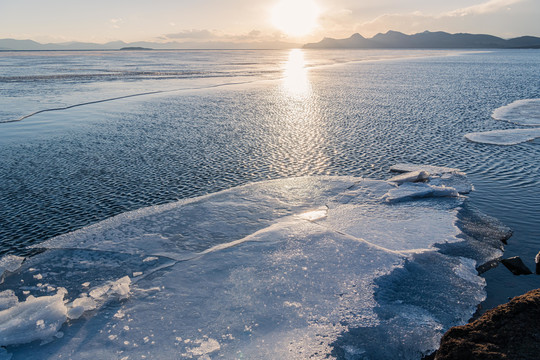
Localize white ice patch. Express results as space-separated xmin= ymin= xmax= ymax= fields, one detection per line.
xmin=465 ymin=128 xmax=540 ymax=145
xmin=0 ymin=255 xmax=24 ymax=279
xmin=0 ymin=290 xmax=18 ymax=311
xmin=388 ymin=170 xmax=430 ymax=185
xmin=186 ymin=338 xmax=221 ymax=357
xmin=89 ymin=276 xmax=131 ymax=301
xmin=492 ymin=99 xmax=540 ymax=126
xmin=66 ymin=295 xmax=97 ymax=320
xmin=428 ymin=171 xmax=473 ymax=194
xmin=453 ymin=258 xmax=485 ymax=288
xmin=296 ymin=207 xmax=328 ymax=221
xmin=0 ymin=290 xmax=67 ymax=347
xmin=390 ymin=163 xmax=460 ymax=175
xmin=384 ymin=182 xmax=459 ymax=202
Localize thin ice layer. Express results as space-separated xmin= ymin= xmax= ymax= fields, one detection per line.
xmin=34 ymin=177 xmax=360 ymax=259
xmin=0 ymin=174 xmax=505 ymax=359
xmin=492 ymin=99 xmax=540 ymax=126
xmin=465 ymin=128 xmax=540 ymax=145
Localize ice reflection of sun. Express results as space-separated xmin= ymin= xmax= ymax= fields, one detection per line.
xmin=282 ymin=49 xmax=311 ymax=99
xmin=271 ymin=0 xmax=320 ymax=37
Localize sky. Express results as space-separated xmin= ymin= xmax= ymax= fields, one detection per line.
xmin=1 ymin=0 xmax=539 ymax=45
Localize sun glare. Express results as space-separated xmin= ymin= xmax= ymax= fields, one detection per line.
xmin=282 ymin=49 xmax=311 ymax=98
xmin=271 ymin=0 xmax=321 ymax=37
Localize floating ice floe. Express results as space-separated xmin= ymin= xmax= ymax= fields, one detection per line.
xmin=0 ymin=170 xmax=509 ymax=359
xmin=465 ymin=128 xmax=540 ymax=146
xmin=492 ymin=99 xmax=540 ymax=126
xmin=465 ymin=99 xmax=540 ymax=146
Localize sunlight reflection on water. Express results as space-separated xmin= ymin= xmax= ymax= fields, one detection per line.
xmin=270 ymin=49 xmax=332 ymax=176
xmin=282 ymin=49 xmax=312 ymax=99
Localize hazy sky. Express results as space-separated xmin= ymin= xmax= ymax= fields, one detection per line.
xmin=1 ymin=0 xmax=539 ymax=44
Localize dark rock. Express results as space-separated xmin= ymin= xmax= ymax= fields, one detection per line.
xmin=435 ymin=288 xmax=540 ymax=360
xmin=500 ymin=256 xmax=533 ymax=275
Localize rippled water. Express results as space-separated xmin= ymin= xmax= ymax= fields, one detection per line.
xmin=1 ymin=48 xmax=539 ymax=310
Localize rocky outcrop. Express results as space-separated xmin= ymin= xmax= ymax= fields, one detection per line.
xmin=434 ymin=288 xmax=540 ymax=359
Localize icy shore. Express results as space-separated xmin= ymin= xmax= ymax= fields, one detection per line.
xmin=0 ymin=166 xmax=509 ymax=359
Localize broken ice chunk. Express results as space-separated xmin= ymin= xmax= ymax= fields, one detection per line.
xmin=66 ymin=295 xmax=97 ymax=320
xmin=89 ymin=276 xmax=131 ymax=301
xmin=390 ymin=163 xmax=460 ymax=175
xmin=0 ymin=290 xmax=67 ymax=347
xmin=429 ymin=172 xmax=474 ymax=194
xmin=388 ymin=170 xmax=430 ymax=185
xmin=385 ymin=183 xmax=459 ymax=202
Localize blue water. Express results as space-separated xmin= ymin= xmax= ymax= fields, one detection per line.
xmin=1 ymin=48 xmax=539 ymax=313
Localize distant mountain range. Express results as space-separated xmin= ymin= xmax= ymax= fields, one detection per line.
xmin=0 ymin=39 xmax=299 ymax=51
xmin=2 ymin=31 xmax=540 ymax=51
xmin=304 ymin=31 xmax=540 ymax=49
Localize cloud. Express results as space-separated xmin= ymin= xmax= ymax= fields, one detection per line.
xmin=164 ymin=29 xmax=278 ymax=42
xmin=355 ymin=0 xmax=526 ymax=37
xmin=314 ymin=7 xmax=356 ymax=38
xmin=165 ymin=29 xmax=218 ymax=40
xmin=356 ymin=12 xmax=432 ymax=36
xmin=446 ymin=0 xmax=523 ymax=16
xmin=109 ymin=18 xmax=123 ymax=29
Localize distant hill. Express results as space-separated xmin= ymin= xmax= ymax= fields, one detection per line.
xmin=304 ymin=31 xmax=540 ymax=49
xmin=0 ymin=39 xmax=299 ymax=51
xmin=120 ymin=47 xmax=153 ymax=51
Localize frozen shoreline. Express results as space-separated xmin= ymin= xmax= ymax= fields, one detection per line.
xmin=0 ymin=165 xmax=510 ymax=359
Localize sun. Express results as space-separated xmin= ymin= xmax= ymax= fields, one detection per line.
xmin=271 ymin=0 xmax=321 ymax=37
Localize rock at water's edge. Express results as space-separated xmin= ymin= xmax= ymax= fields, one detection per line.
xmin=434 ymin=288 xmax=540 ymax=360
xmin=501 ymin=256 xmax=533 ymax=275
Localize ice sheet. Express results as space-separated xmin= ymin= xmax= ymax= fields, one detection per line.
xmin=34 ymin=177 xmax=360 ymax=259
xmin=0 ymin=173 xmax=507 ymax=359
xmin=492 ymin=99 xmax=540 ymax=126
xmin=465 ymin=128 xmax=540 ymax=145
